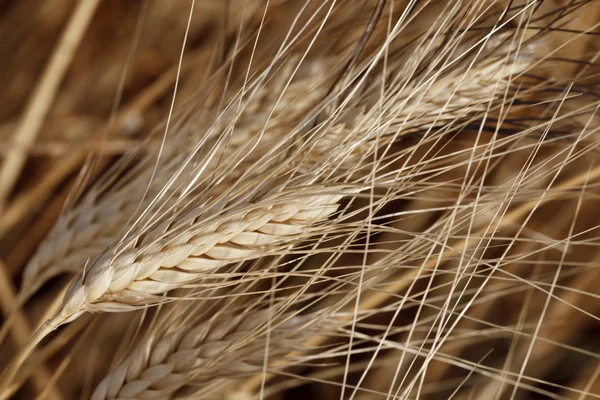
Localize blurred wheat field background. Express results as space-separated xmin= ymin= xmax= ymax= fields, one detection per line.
xmin=0 ymin=0 xmax=600 ymax=399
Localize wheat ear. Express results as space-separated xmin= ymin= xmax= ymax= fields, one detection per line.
xmin=20 ymin=25 xmax=528 ymax=301
xmin=91 ymin=304 xmax=323 ymax=400
xmin=19 ymin=56 xmax=330 ymax=301
xmin=56 ymin=42 xmax=526 ymax=320
xmin=58 ymin=186 xmax=345 ymax=316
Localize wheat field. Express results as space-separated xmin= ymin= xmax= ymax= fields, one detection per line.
xmin=0 ymin=0 xmax=599 ymax=399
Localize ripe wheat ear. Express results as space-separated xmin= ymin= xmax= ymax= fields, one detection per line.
xmin=55 ymin=32 xmax=531 ymax=324
xmin=20 ymin=27 xmax=529 ymax=305
xmin=91 ymin=297 xmax=330 ymax=400
xmin=19 ymin=55 xmax=331 ymax=303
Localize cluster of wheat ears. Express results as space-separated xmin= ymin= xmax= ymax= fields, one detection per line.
xmin=0 ymin=0 xmax=599 ymax=399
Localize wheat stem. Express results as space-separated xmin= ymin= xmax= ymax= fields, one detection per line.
xmin=0 ymin=0 xmax=100 ymax=213
xmin=0 ymin=315 xmax=63 ymax=399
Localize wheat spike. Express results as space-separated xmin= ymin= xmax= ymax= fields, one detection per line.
xmin=46 ymin=25 xmax=530 ymax=322
xmin=22 ymin=29 xmax=528 ymax=302
xmin=20 ymin=56 xmax=330 ymax=300
xmin=91 ymin=303 xmax=323 ymax=400
xmin=57 ymin=186 xmax=345 ymax=319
